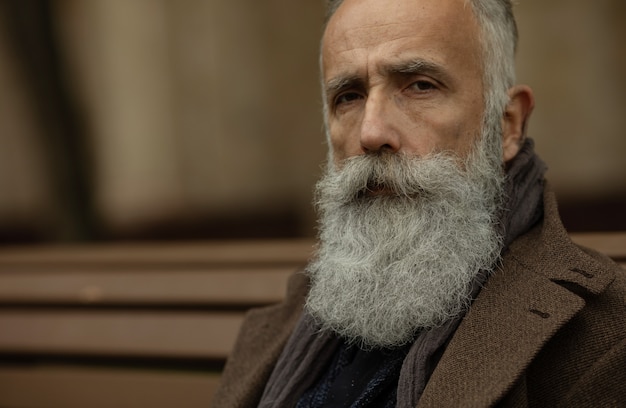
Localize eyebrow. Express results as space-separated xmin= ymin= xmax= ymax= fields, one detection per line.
xmin=383 ymin=58 xmax=453 ymax=85
xmin=324 ymin=74 xmax=364 ymax=99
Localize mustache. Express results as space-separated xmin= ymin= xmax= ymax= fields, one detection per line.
xmin=319 ymin=152 xmax=465 ymax=204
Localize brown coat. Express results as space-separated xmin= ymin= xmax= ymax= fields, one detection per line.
xmin=212 ymin=188 xmax=626 ymax=407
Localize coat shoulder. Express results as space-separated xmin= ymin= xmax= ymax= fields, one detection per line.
xmin=211 ymin=272 xmax=309 ymax=408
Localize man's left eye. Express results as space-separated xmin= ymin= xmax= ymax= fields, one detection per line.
xmin=410 ymin=80 xmax=436 ymax=91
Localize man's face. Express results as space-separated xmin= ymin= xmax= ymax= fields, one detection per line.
xmin=309 ymin=0 xmax=510 ymax=348
xmin=322 ymin=0 xmax=486 ymax=166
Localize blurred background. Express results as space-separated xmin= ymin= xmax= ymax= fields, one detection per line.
xmin=0 ymin=0 xmax=624 ymax=244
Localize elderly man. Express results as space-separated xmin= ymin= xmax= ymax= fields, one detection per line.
xmin=212 ymin=0 xmax=626 ymax=406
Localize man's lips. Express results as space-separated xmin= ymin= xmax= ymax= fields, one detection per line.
xmin=356 ymin=183 xmax=426 ymax=199
xmin=368 ymin=186 xmax=393 ymax=196
xmin=362 ymin=183 xmax=395 ymax=197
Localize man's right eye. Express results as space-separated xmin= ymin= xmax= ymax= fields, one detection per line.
xmin=335 ymin=92 xmax=363 ymax=107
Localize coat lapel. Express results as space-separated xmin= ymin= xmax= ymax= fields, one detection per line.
xmin=418 ymin=188 xmax=616 ymax=408
xmin=417 ymin=252 xmax=585 ymax=407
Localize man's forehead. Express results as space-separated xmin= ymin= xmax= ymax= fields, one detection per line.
xmin=324 ymin=0 xmax=475 ymax=37
xmin=322 ymin=0 xmax=482 ymax=82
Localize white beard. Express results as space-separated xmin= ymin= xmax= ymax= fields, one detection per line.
xmin=305 ymin=135 xmax=505 ymax=349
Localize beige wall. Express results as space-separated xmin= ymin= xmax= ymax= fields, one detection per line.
xmin=516 ymin=0 xmax=626 ymax=200
xmin=0 ymin=0 xmax=624 ymax=240
xmin=52 ymin=0 xmax=326 ymax=235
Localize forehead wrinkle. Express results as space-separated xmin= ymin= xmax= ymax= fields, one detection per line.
xmin=327 ymin=21 xmax=430 ymax=55
xmin=323 ymin=23 xmax=453 ymax=80
xmin=323 ymin=0 xmax=484 ymax=66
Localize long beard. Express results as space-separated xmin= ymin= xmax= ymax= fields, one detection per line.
xmin=305 ymin=135 xmax=505 ymax=349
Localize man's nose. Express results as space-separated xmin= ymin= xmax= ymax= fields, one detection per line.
xmin=359 ymin=94 xmax=401 ymax=154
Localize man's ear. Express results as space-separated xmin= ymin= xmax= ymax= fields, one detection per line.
xmin=502 ymin=85 xmax=535 ymax=163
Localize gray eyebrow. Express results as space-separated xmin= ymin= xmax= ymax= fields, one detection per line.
xmin=383 ymin=58 xmax=453 ymax=84
xmin=324 ymin=74 xmax=363 ymax=98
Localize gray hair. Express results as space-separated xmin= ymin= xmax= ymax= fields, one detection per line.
xmin=321 ymin=0 xmax=519 ymax=148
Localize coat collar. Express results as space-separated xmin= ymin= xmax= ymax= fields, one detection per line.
xmin=418 ymin=186 xmax=617 ymax=407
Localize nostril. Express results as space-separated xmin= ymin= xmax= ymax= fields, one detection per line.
xmin=362 ymin=143 xmax=395 ymax=154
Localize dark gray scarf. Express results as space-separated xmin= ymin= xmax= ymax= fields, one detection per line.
xmin=259 ymin=139 xmax=547 ymax=408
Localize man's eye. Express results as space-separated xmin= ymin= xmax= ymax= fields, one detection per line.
xmin=410 ymin=80 xmax=436 ymax=91
xmin=335 ymin=92 xmax=363 ymax=106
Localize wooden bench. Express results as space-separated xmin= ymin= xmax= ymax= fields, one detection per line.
xmin=0 ymin=234 xmax=624 ymax=408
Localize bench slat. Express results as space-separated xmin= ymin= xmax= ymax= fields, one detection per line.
xmin=0 ymin=268 xmax=292 ymax=305
xmin=0 ymin=365 xmax=220 ymax=408
xmin=0 ymin=239 xmax=315 ymax=266
xmin=0 ymin=310 xmax=243 ymax=359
